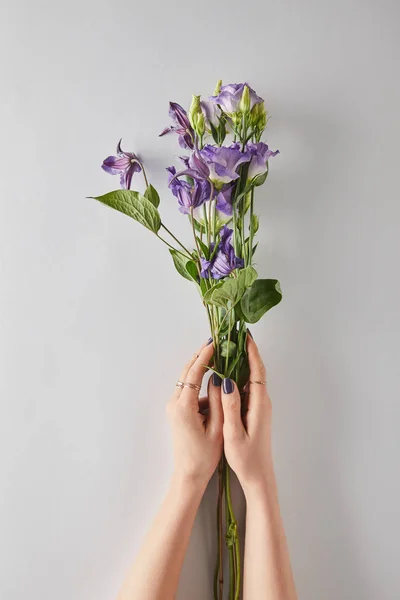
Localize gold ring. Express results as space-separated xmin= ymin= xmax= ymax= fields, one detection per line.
xmin=249 ymin=380 xmax=267 ymax=385
xmin=176 ymin=380 xmax=201 ymax=392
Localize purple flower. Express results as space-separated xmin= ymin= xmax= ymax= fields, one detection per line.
xmin=200 ymin=100 xmax=221 ymax=128
xmin=159 ymin=102 xmax=194 ymax=149
xmin=200 ymin=225 xmax=244 ymax=280
xmin=215 ymin=183 xmax=234 ymax=216
xmin=247 ymin=142 xmax=279 ymax=181
xmin=209 ymin=83 xmax=263 ymax=114
xmin=167 ymin=166 xmax=210 ymax=214
xmin=101 ymin=139 xmax=142 ymax=190
xmin=199 ymin=143 xmax=251 ymax=187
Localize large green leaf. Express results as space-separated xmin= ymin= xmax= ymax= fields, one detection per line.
xmin=240 ymin=279 xmax=282 ymax=324
xmin=205 ymin=267 xmax=258 ymax=308
xmin=238 ymin=266 xmax=258 ymax=289
xmin=169 ymin=249 xmax=193 ymax=281
xmin=91 ymin=190 xmax=161 ymax=233
xmin=144 ymin=184 xmax=160 ymax=208
xmin=221 ymin=340 xmax=237 ymax=358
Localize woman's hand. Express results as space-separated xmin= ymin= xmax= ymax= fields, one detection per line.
xmin=220 ymin=335 xmax=273 ymax=493
xmin=167 ymin=339 xmax=223 ymax=490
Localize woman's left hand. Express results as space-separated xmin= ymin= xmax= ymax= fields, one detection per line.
xmin=167 ymin=340 xmax=223 ymax=489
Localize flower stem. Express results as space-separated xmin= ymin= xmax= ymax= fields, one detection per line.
xmin=141 ymin=166 xmax=149 ymax=188
xmin=160 ymin=223 xmax=192 ymax=258
xmin=214 ymin=455 xmax=224 ymax=600
xmin=156 ymin=234 xmax=191 ymax=259
xmin=248 ymin=188 xmax=255 ymax=265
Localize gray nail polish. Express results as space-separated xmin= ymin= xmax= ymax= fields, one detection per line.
xmin=207 ymin=337 xmax=213 ymax=345
xmin=247 ymin=328 xmax=253 ymax=339
xmin=223 ymin=378 xmax=234 ymax=394
xmin=212 ymin=373 xmax=222 ymax=386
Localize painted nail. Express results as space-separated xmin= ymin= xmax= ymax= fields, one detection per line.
xmin=207 ymin=337 xmax=213 ymax=345
xmin=212 ymin=373 xmax=222 ymax=387
xmin=223 ymin=378 xmax=234 ymax=394
xmin=247 ymin=328 xmax=253 ymax=339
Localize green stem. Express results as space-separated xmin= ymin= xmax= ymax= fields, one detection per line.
xmin=141 ymin=164 xmax=149 ymax=188
xmin=156 ymin=234 xmax=190 ymax=259
xmin=190 ymin=208 xmax=202 ymax=276
xmin=160 ymin=223 xmax=192 ymax=258
xmin=214 ymin=456 xmax=224 ymax=600
xmin=248 ymin=187 xmax=255 ymax=266
xmin=225 ymin=462 xmax=239 ymax=599
xmin=207 ymin=183 xmax=214 ymax=247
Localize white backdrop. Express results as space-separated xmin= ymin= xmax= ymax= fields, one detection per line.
xmin=1 ymin=1 xmax=399 ymax=599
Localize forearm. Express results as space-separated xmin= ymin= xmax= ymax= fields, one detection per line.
xmin=243 ymin=469 xmax=297 ymax=600
xmin=117 ymin=474 xmax=206 ymax=600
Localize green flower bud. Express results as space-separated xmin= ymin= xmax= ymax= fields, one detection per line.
xmin=239 ymin=84 xmax=251 ymax=114
xmin=214 ymin=79 xmax=222 ymax=95
xmin=188 ymin=94 xmax=205 ymax=137
xmin=231 ymin=112 xmax=242 ymax=129
xmin=251 ymin=101 xmax=267 ymax=130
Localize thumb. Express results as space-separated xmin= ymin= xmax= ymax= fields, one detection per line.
xmin=221 ymin=378 xmax=245 ymax=439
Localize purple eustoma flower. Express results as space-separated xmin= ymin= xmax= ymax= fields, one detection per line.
xmin=159 ymin=102 xmax=194 ymax=150
xmin=209 ymin=83 xmax=263 ymax=114
xmin=200 ymin=225 xmax=244 ymax=280
xmin=199 ymin=143 xmax=251 ymax=187
xmin=167 ymin=166 xmax=210 ymax=214
xmin=247 ymin=142 xmax=279 ymax=181
xmin=215 ymin=183 xmax=234 ymax=216
xmin=101 ymin=139 xmax=142 ymax=190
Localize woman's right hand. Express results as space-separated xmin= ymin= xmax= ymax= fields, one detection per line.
xmin=220 ymin=335 xmax=273 ymax=493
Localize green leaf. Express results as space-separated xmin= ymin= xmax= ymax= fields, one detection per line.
xmin=238 ymin=266 xmax=258 ymax=289
xmin=203 ymin=282 xmax=223 ymax=304
xmin=169 ymin=249 xmax=193 ymax=281
xmin=186 ymin=261 xmax=199 ymax=282
xmin=144 ymin=184 xmax=160 ymax=208
xmin=209 ymin=121 xmax=219 ymax=144
xmin=251 ymin=164 xmax=269 ymax=187
xmin=204 ymin=365 xmax=225 ymax=380
xmin=251 ymin=213 xmax=259 ymax=233
xmin=221 ymin=340 xmax=237 ymax=358
xmin=197 ymin=237 xmax=210 ymax=260
xmin=208 ymin=279 xmax=240 ymax=308
xmin=240 ymin=279 xmax=282 ymax=324
xmin=91 ymin=190 xmax=161 ymax=233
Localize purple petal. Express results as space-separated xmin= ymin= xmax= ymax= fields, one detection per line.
xmin=102 ymin=155 xmax=131 ymax=174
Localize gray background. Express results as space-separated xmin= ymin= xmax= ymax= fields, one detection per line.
xmin=1 ymin=1 xmax=399 ymax=599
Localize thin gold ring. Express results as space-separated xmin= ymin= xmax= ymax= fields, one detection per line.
xmin=249 ymin=380 xmax=267 ymax=385
xmin=176 ymin=380 xmax=201 ymax=392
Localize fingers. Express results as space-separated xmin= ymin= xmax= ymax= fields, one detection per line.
xmin=221 ymin=378 xmax=245 ymax=440
xmin=247 ymin=334 xmax=267 ymax=382
xmin=207 ymin=376 xmax=223 ymax=434
xmin=173 ymin=339 xmax=212 ymax=401
xmin=246 ymin=335 xmax=271 ymax=427
xmin=178 ymin=340 xmax=214 ymax=406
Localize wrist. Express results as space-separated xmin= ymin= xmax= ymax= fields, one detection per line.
xmin=170 ymin=471 xmax=209 ymax=499
xmin=241 ymin=465 xmax=277 ymax=502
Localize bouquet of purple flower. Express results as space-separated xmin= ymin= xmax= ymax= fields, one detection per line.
xmin=91 ymin=81 xmax=281 ymax=599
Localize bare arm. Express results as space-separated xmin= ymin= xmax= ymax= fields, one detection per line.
xmin=221 ymin=335 xmax=298 ymax=600
xmin=117 ymin=340 xmax=223 ymax=600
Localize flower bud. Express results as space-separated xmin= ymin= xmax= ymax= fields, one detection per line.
xmin=188 ymin=94 xmax=205 ymax=137
xmin=214 ymin=79 xmax=222 ymax=95
xmin=239 ymin=84 xmax=251 ymax=114
xmin=251 ymin=101 xmax=267 ymax=130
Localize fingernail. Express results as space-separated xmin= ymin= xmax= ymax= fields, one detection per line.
xmin=247 ymin=328 xmax=253 ymax=339
xmin=223 ymin=378 xmax=234 ymax=394
xmin=212 ymin=373 xmax=222 ymax=387
xmin=207 ymin=337 xmax=213 ymax=345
